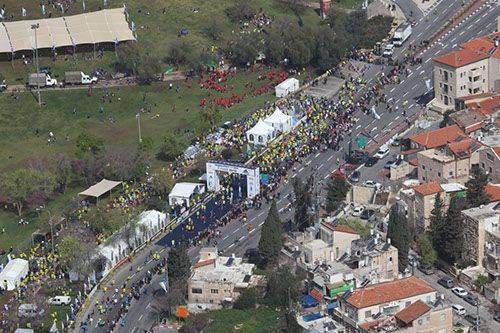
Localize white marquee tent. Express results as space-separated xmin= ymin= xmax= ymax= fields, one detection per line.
xmin=0 ymin=7 xmax=134 ymax=54
xmin=246 ymin=119 xmax=276 ymax=146
xmin=0 ymin=258 xmax=29 ymax=290
xmin=169 ymin=182 xmax=206 ymax=207
xmin=275 ymin=77 xmax=299 ymax=98
xmin=264 ymin=107 xmax=293 ymax=133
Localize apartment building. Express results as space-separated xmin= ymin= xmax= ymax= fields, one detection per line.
xmin=410 ymin=125 xmax=465 ymax=151
xmin=336 ymin=277 xmax=452 ymax=333
xmin=319 ymin=222 xmax=361 ymax=260
xmin=187 ymin=247 xmax=262 ymax=310
xmin=432 ymin=32 xmax=500 ymax=111
xmin=462 ymin=203 xmax=500 ymax=280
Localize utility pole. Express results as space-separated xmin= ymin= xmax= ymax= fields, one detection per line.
xmin=31 ymin=23 xmax=41 ymax=107
xmin=136 ymin=112 xmax=142 ymax=143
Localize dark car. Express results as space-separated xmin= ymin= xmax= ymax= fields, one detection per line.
xmin=465 ymin=314 xmax=479 ymax=325
xmin=364 ymin=156 xmax=378 ymax=167
xmin=384 ymin=160 xmax=396 ymax=169
xmin=437 ymin=276 xmax=454 ymax=289
xmin=349 ymin=170 xmax=360 ymax=183
xmin=418 ymin=263 xmax=434 ymax=275
xmin=244 ymin=248 xmax=260 ymax=264
xmin=464 ymin=294 xmax=479 ymax=306
xmin=346 ymin=151 xmax=369 ymax=165
xmin=360 ymin=209 xmax=375 ymax=220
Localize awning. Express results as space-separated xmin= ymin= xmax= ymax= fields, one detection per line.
xmin=78 ymin=179 xmax=121 ymax=198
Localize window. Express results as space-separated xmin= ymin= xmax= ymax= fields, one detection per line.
xmin=440 ymin=313 xmax=446 ymax=322
xmin=249 ymin=134 xmax=254 ymax=142
xmin=365 ymin=310 xmax=372 ymax=318
xmin=210 ymin=289 xmax=219 ymax=294
xmin=418 ymin=319 xmax=423 ymax=325
xmin=258 ymin=135 xmax=263 ymax=143
xmin=438 ymin=172 xmax=441 ymax=177
xmin=422 ymin=165 xmax=426 ymax=170
xmin=449 ymin=171 xmax=453 ymax=176
xmin=405 ymin=301 xmax=411 ymax=307
xmin=191 ymin=288 xmax=202 ymax=294
xmin=487 ymin=153 xmax=494 ymax=161
xmin=489 ymin=167 xmax=493 ymax=173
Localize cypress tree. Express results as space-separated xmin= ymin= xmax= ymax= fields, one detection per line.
xmin=466 ymin=167 xmax=490 ymax=208
xmin=442 ymin=197 xmax=466 ymax=265
xmin=387 ymin=204 xmax=411 ymax=271
xmin=292 ymin=177 xmax=313 ymax=231
xmin=325 ymin=176 xmax=350 ymax=213
xmin=429 ymin=193 xmax=446 ymax=256
xmin=167 ymin=244 xmax=191 ymax=289
xmin=258 ymin=200 xmax=284 ymax=267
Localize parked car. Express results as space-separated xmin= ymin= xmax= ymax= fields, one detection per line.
xmin=391 ymin=138 xmax=401 ymax=146
xmin=349 ymin=170 xmax=360 ymax=183
xmin=360 ymin=209 xmax=375 ymax=220
xmin=452 ymin=304 xmax=466 ymax=316
xmin=465 ymin=314 xmax=479 ymax=325
xmin=452 ymin=287 xmax=468 ymax=298
xmin=362 ymin=180 xmax=381 ymax=189
xmin=48 ymin=296 xmax=71 ymax=306
xmin=464 ymin=294 xmax=478 ymax=306
xmin=374 ymin=145 xmax=390 ymax=159
xmin=417 ymin=263 xmax=434 ymax=275
xmin=364 ymin=156 xmax=378 ymax=167
xmin=384 ymin=160 xmax=397 ymax=169
xmin=351 ymin=206 xmax=364 ymax=217
xmin=437 ymin=276 xmax=454 ymax=289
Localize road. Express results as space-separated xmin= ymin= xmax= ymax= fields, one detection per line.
xmin=73 ymin=0 xmax=500 ymax=331
xmin=414 ymin=269 xmax=500 ymax=332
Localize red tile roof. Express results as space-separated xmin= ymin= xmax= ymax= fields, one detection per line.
xmin=433 ymin=32 xmax=500 ymax=67
xmin=468 ymin=95 xmax=500 ymax=116
xmin=485 ymin=184 xmax=500 ymax=203
xmin=193 ymin=259 xmax=215 ymax=269
xmin=413 ymin=181 xmax=443 ymax=196
xmin=448 ymin=137 xmax=482 ymax=158
xmin=346 ymin=277 xmax=435 ymax=309
xmin=310 ymin=288 xmax=324 ymax=303
xmin=409 ymin=158 xmax=418 ymax=166
xmin=395 ymin=300 xmax=431 ymax=324
xmin=410 ymin=125 xmax=464 ymax=149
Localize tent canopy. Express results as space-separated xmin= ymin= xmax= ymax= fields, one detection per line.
xmin=264 ymin=107 xmax=292 ymax=127
xmin=0 ymin=7 xmax=134 ymax=54
xmin=79 ymin=179 xmax=121 ymax=198
xmin=0 ymin=258 xmax=29 ymax=290
xmin=246 ymin=119 xmax=275 ymax=136
xmin=169 ymin=182 xmax=205 ymax=200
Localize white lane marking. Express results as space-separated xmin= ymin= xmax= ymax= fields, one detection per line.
xmin=412 ymin=84 xmax=418 ymax=90
xmin=416 ymin=65 xmax=421 ymax=71
xmin=259 ymin=221 xmax=264 ymax=227
xmin=315 ymin=152 xmax=320 ymax=158
xmin=298 ymin=167 xmax=304 ymax=172
xmin=232 ymin=228 xmax=239 ymax=235
xmin=249 ymin=228 xmax=255 ymax=234
xmin=390 ymin=87 xmax=396 ymax=92
xmin=305 ymin=160 xmax=312 ymax=166
xmin=318 ymin=163 xmax=325 ymax=170
xmin=258 ymin=212 xmax=264 ymax=217
xmin=228 ymin=243 xmax=235 ymax=249
xmin=138 ymin=314 xmax=144 ymax=321
xmin=327 ymin=155 xmax=333 ymax=161
xmin=388 ymin=121 xmax=393 ymax=127
xmin=355 ymin=125 xmax=361 ymax=130
xmin=425 ymin=58 xmax=431 ymax=63
xmin=409 ymin=103 xmax=415 ymax=109
xmin=403 ymin=92 xmax=409 ymax=97
xmin=278 ymin=207 xmax=284 ymax=212
xmin=222 ymin=235 xmax=229 ymax=241
xmin=238 ymin=236 xmax=245 ymax=241
xmin=395 ymin=116 xmax=400 ymax=120
xmin=373 ymin=133 xmax=379 ymax=138
xmin=371 ymin=127 xmax=377 ymax=132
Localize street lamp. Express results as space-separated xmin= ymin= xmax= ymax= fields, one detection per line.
xmin=136 ymin=112 xmax=142 ymax=143
xmin=31 ymin=23 xmax=41 ymax=107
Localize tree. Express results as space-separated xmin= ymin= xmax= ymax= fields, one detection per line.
xmin=167 ymin=244 xmax=191 ymax=289
xmin=100 ymin=146 xmax=148 ymax=181
xmin=465 ymin=167 xmax=490 ymax=208
xmin=292 ymin=177 xmax=313 ymax=231
xmin=226 ymin=0 xmax=257 ymax=21
xmin=1 ymin=168 xmax=55 ymax=216
xmin=137 ymin=54 xmax=161 ymax=84
xmin=440 ymin=110 xmax=453 ymax=128
xmin=282 ymin=311 xmax=303 ymax=333
xmin=441 ymin=197 xmax=466 ymax=265
xmin=226 ymin=33 xmax=260 ymax=66
xmin=116 ymin=42 xmax=141 ymax=74
xmin=258 ymin=201 xmax=284 ymax=267
xmin=157 ymin=133 xmax=185 ymax=161
xmin=58 ymin=235 xmax=95 ymax=277
xmin=204 ymin=15 xmax=226 ymax=41
xmin=417 ymin=234 xmax=437 ymax=268
xmin=233 ymin=287 xmax=258 ymax=309
xmin=150 ymin=167 xmax=175 ymax=197
xmin=474 ymin=274 xmax=491 ymax=290
xmin=75 ymin=132 xmax=104 ymax=158
xmin=325 ymin=176 xmax=350 ymax=213
xmin=387 ymin=204 xmax=411 ymax=271
xmin=266 ymin=266 xmax=302 ymax=308
xmin=429 ymin=193 xmax=446 ymax=255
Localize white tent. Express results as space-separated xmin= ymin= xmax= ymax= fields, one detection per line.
xmin=264 ymin=107 xmax=293 ymax=133
xmin=168 ymin=182 xmax=206 ymax=207
xmin=0 ymin=258 xmax=29 ymax=290
xmin=275 ymin=77 xmax=299 ymax=98
xmin=246 ymin=119 xmax=276 ymax=146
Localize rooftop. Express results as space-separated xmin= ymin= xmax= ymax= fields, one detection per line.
xmin=449 ymin=109 xmax=486 ymax=133
xmin=346 ymin=276 xmax=435 ymax=309
xmin=413 ymin=181 xmax=443 ymax=196
xmin=485 ymin=184 xmax=500 ymax=202
xmin=462 ymin=202 xmax=499 ymax=220
xmin=467 ymin=94 xmax=500 ymax=116
xmin=410 ymin=125 xmax=464 ymax=149
xmin=322 ymin=222 xmax=359 ymax=235
xmin=433 ymin=32 xmax=500 ymax=67
xmin=418 ymin=148 xmax=455 ymax=162
xmin=394 ymin=300 xmax=431 ymax=325
xmin=448 ymin=137 xmax=482 ymax=158
xmin=191 ymin=253 xmax=255 ymax=285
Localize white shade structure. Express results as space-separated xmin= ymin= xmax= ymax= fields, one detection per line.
xmin=275 ymin=77 xmax=299 ymax=98
xmin=0 ymin=258 xmax=29 ymax=290
xmin=246 ymin=119 xmax=276 ymax=146
xmin=264 ymin=107 xmax=293 ymax=133
xmin=168 ymin=182 xmax=206 ymax=207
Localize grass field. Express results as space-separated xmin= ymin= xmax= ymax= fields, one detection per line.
xmin=0 ymin=0 xmax=321 ymax=82
xmin=203 ymin=307 xmax=281 ymax=333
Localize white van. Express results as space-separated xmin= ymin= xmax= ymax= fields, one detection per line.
xmin=48 ymin=295 xmax=71 ymax=306
xmin=452 ymin=304 xmax=466 ymax=316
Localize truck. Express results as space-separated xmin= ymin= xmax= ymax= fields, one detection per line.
xmin=392 ymin=23 xmax=412 ymax=46
xmin=64 ymin=71 xmax=98 ymax=85
xmin=28 ymin=73 xmax=58 ymax=88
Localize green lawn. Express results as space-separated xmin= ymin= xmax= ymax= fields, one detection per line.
xmin=204 ymin=307 xmax=281 ymax=333
xmin=0 ymin=0 xmax=320 ymax=83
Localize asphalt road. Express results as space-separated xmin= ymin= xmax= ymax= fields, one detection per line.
xmin=73 ymin=0 xmax=500 ymax=331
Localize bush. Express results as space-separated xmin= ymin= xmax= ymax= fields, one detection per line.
xmin=226 ymin=0 xmax=257 ymax=22
xmin=233 ymin=287 xmax=259 ymax=309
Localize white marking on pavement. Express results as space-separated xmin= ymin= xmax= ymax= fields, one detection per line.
xmin=425 ymin=58 xmax=431 ymax=63
xmin=390 ymin=87 xmax=395 ymax=93
xmin=228 ymin=243 xmax=235 ymax=249
xmin=258 ymin=212 xmax=264 ymax=217
xmin=315 ymin=152 xmax=320 ymax=158
xmin=403 ymin=92 xmax=409 ymax=97
xmin=249 ymin=228 xmax=255 ymax=234
xmin=238 ymin=236 xmax=245 ymax=241
xmin=138 ymin=314 xmax=144 ymax=321
xmin=318 ymin=163 xmax=325 ymax=169
xmin=395 ymin=116 xmax=400 ymax=120
xmin=388 ymin=121 xmax=393 ymax=127
xmin=327 ymin=155 xmax=333 ymax=161
xmin=355 ymin=125 xmax=361 ymax=130
xmin=259 ymin=221 xmax=264 ymax=227
xmin=412 ymin=84 xmax=418 ymax=90
xmin=371 ymin=127 xmax=377 ymax=132
xmin=298 ymin=167 xmax=304 ymax=172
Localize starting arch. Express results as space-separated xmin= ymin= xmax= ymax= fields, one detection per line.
xmin=206 ymin=161 xmax=260 ymax=199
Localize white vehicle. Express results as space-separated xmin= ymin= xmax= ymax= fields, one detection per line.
xmin=351 ymin=206 xmax=364 ymax=217
xmin=363 ymin=180 xmax=381 ymax=189
xmin=393 ymin=23 xmax=412 ymax=46
xmin=452 ymin=287 xmax=468 ymax=298
xmin=452 ymin=304 xmax=466 ymax=316
xmin=383 ymin=44 xmax=394 ymax=57
xmin=65 ymin=71 xmax=98 ymax=85
xmin=28 ymin=73 xmax=58 ymax=87
xmin=374 ymin=145 xmax=390 ymax=159
xmin=48 ymin=295 xmax=71 ymax=306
